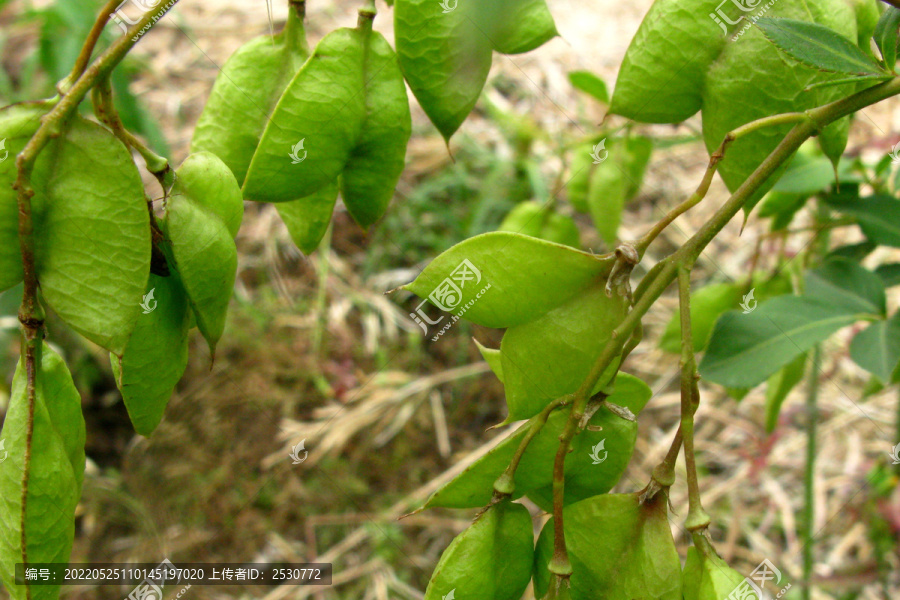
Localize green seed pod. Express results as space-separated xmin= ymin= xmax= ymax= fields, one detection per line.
xmin=172 ymin=152 xmax=244 ymax=237
xmin=395 ymin=0 xmax=556 ymax=141
xmin=0 ymin=104 xmax=150 ymax=354
xmin=533 ymin=493 xmax=683 ymax=600
xmin=339 ymin=28 xmax=412 ymax=229
xmin=498 ymin=201 xmax=580 ymax=248
xmin=682 ymin=536 xmax=747 ymax=600
xmin=423 ymin=501 xmax=533 ymax=600
xmin=164 ymin=187 xmax=237 ymax=359
xmin=612 ymin=0 xmax=866 ymax=214
xmin=501 ymin=282 xmax=626 ymax=421
xmin=191 ymin=10 xmax=309 ymax=185
xmin=244 ymin=25 xmax=411 ymax=230
xmin=112 ymin=273 xmax=191 ymax=437
xmin=421 ymin=373 xmax=648 ymax=510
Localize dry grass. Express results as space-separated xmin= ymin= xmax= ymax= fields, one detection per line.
xmin=1 ymin=0 xmax=900 ymax=599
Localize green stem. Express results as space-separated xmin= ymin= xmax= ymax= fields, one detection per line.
xmin=358 ymin=0 xmax=376 ymax=28
xmin=551 ymin=76 xmax=900 ymax=582
xmin=285 ymin=0 xmax=309 ymax=54
xmin=802 ymin=345 xmax=821 ymax=600
xmin=12 ymin=3 xmax=180 ymax=584
xmin=492 ymin=395 xmax=573 ymax=501
xmin=91 ymin=76 xmax=170 ymax=183
xmin=63 ymin=0 xmax=123 ymax=93
xmin=678 ymin=265 xmax=710 ymax=531
xmin=636 ymin=112 xmax=808 ymax=256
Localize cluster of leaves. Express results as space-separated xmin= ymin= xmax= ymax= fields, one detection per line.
xmin=0 ymin=1 xmax=566 ymax=598
xmin=611 ymin=0 xmax=881 ymax=212
xmin=400 ymin=2 xmax=900 ymax=600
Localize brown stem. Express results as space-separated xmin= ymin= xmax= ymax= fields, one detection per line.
xmin=65 ymin=0 xmax=123 ymax=92
xmin=492 ymin=395 xmax=573 ymax=502
xmin=12 ymin=0 xmax=181 ymax=583
xmin=91 ymin=76 xmax=170 ymax=185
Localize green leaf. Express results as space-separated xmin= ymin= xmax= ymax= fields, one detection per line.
xmin=497 ymin=201 xmax=580 ymax=248
xmin=660 ymin=283 xmax=742 ymax=354
xmin=534 ymin=493 xmax=682 ymax=600
xmin=112 ymin=274 xmax=191 ymax=437
xmin=850 ymin=311 xmax=900 ymax=383
xmin=874 ymin=7 xmax=900 ymax=71
xmin=423 ymin=374 xmax=647 ymax=509
xmin=173 ymin=152 xmax=244 ymax=237
xmin=683 ymin=539 xmax=746 ymax=600
xmin=0 ymin=344 xmax=85 ymax=600
xmin=402 ymin=232 xmax=615 ymax=329
xmin=275 ymin=181 xmax=339 ymax=255
xmin=826 ymin=240 xmax=877 ymax=262
xmin=164 ymin=189 xmax=238 ymax=358
xmin=764 ymin=351 xmax=807 ymax=433
xmin=568 ymin=70 xmax=609 ymax=103
xmin=474 ymin=338 xmax=504 ymax=383
xmin=423 ymin=501 xmax=533 ymax=600
xmin=501 ymin=283 xmax=626 ymax=421
xmin=771 ymin=156 xmax=836 ymax=195
xmin=804 ymin=257 xmax=886 ymax=316
xmin=875 ymin=263 xmax=900 ymax=287
xmin=803 ymin=72 xmax=892 ymax=90
xmin=190 ymin=23 xmax=310 ymax=185
xmin=755 ymin=17 xmax=886 ymax=75
xmin=14 ymin=109 xmax=150 ymax=355
xmin=825 ymin=193 xmax=900 ymax=247
xmin=339 ymin=30 xmax=412 ymax=229
xmin=699 ymin=296 xmax=865 ymax=389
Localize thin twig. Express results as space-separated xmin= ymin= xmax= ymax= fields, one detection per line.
xmin=543 ymin=77 xmax=900 ymax=585
xmin=491 ymin=395 xmax=573 ymax=502
xmin=636 ymin=112 xmax=809 ymax=255
xmin=678 ymin=265 xmax=710 ymax=531
xmin=64 ymin=0 xmax=123 ymax=91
